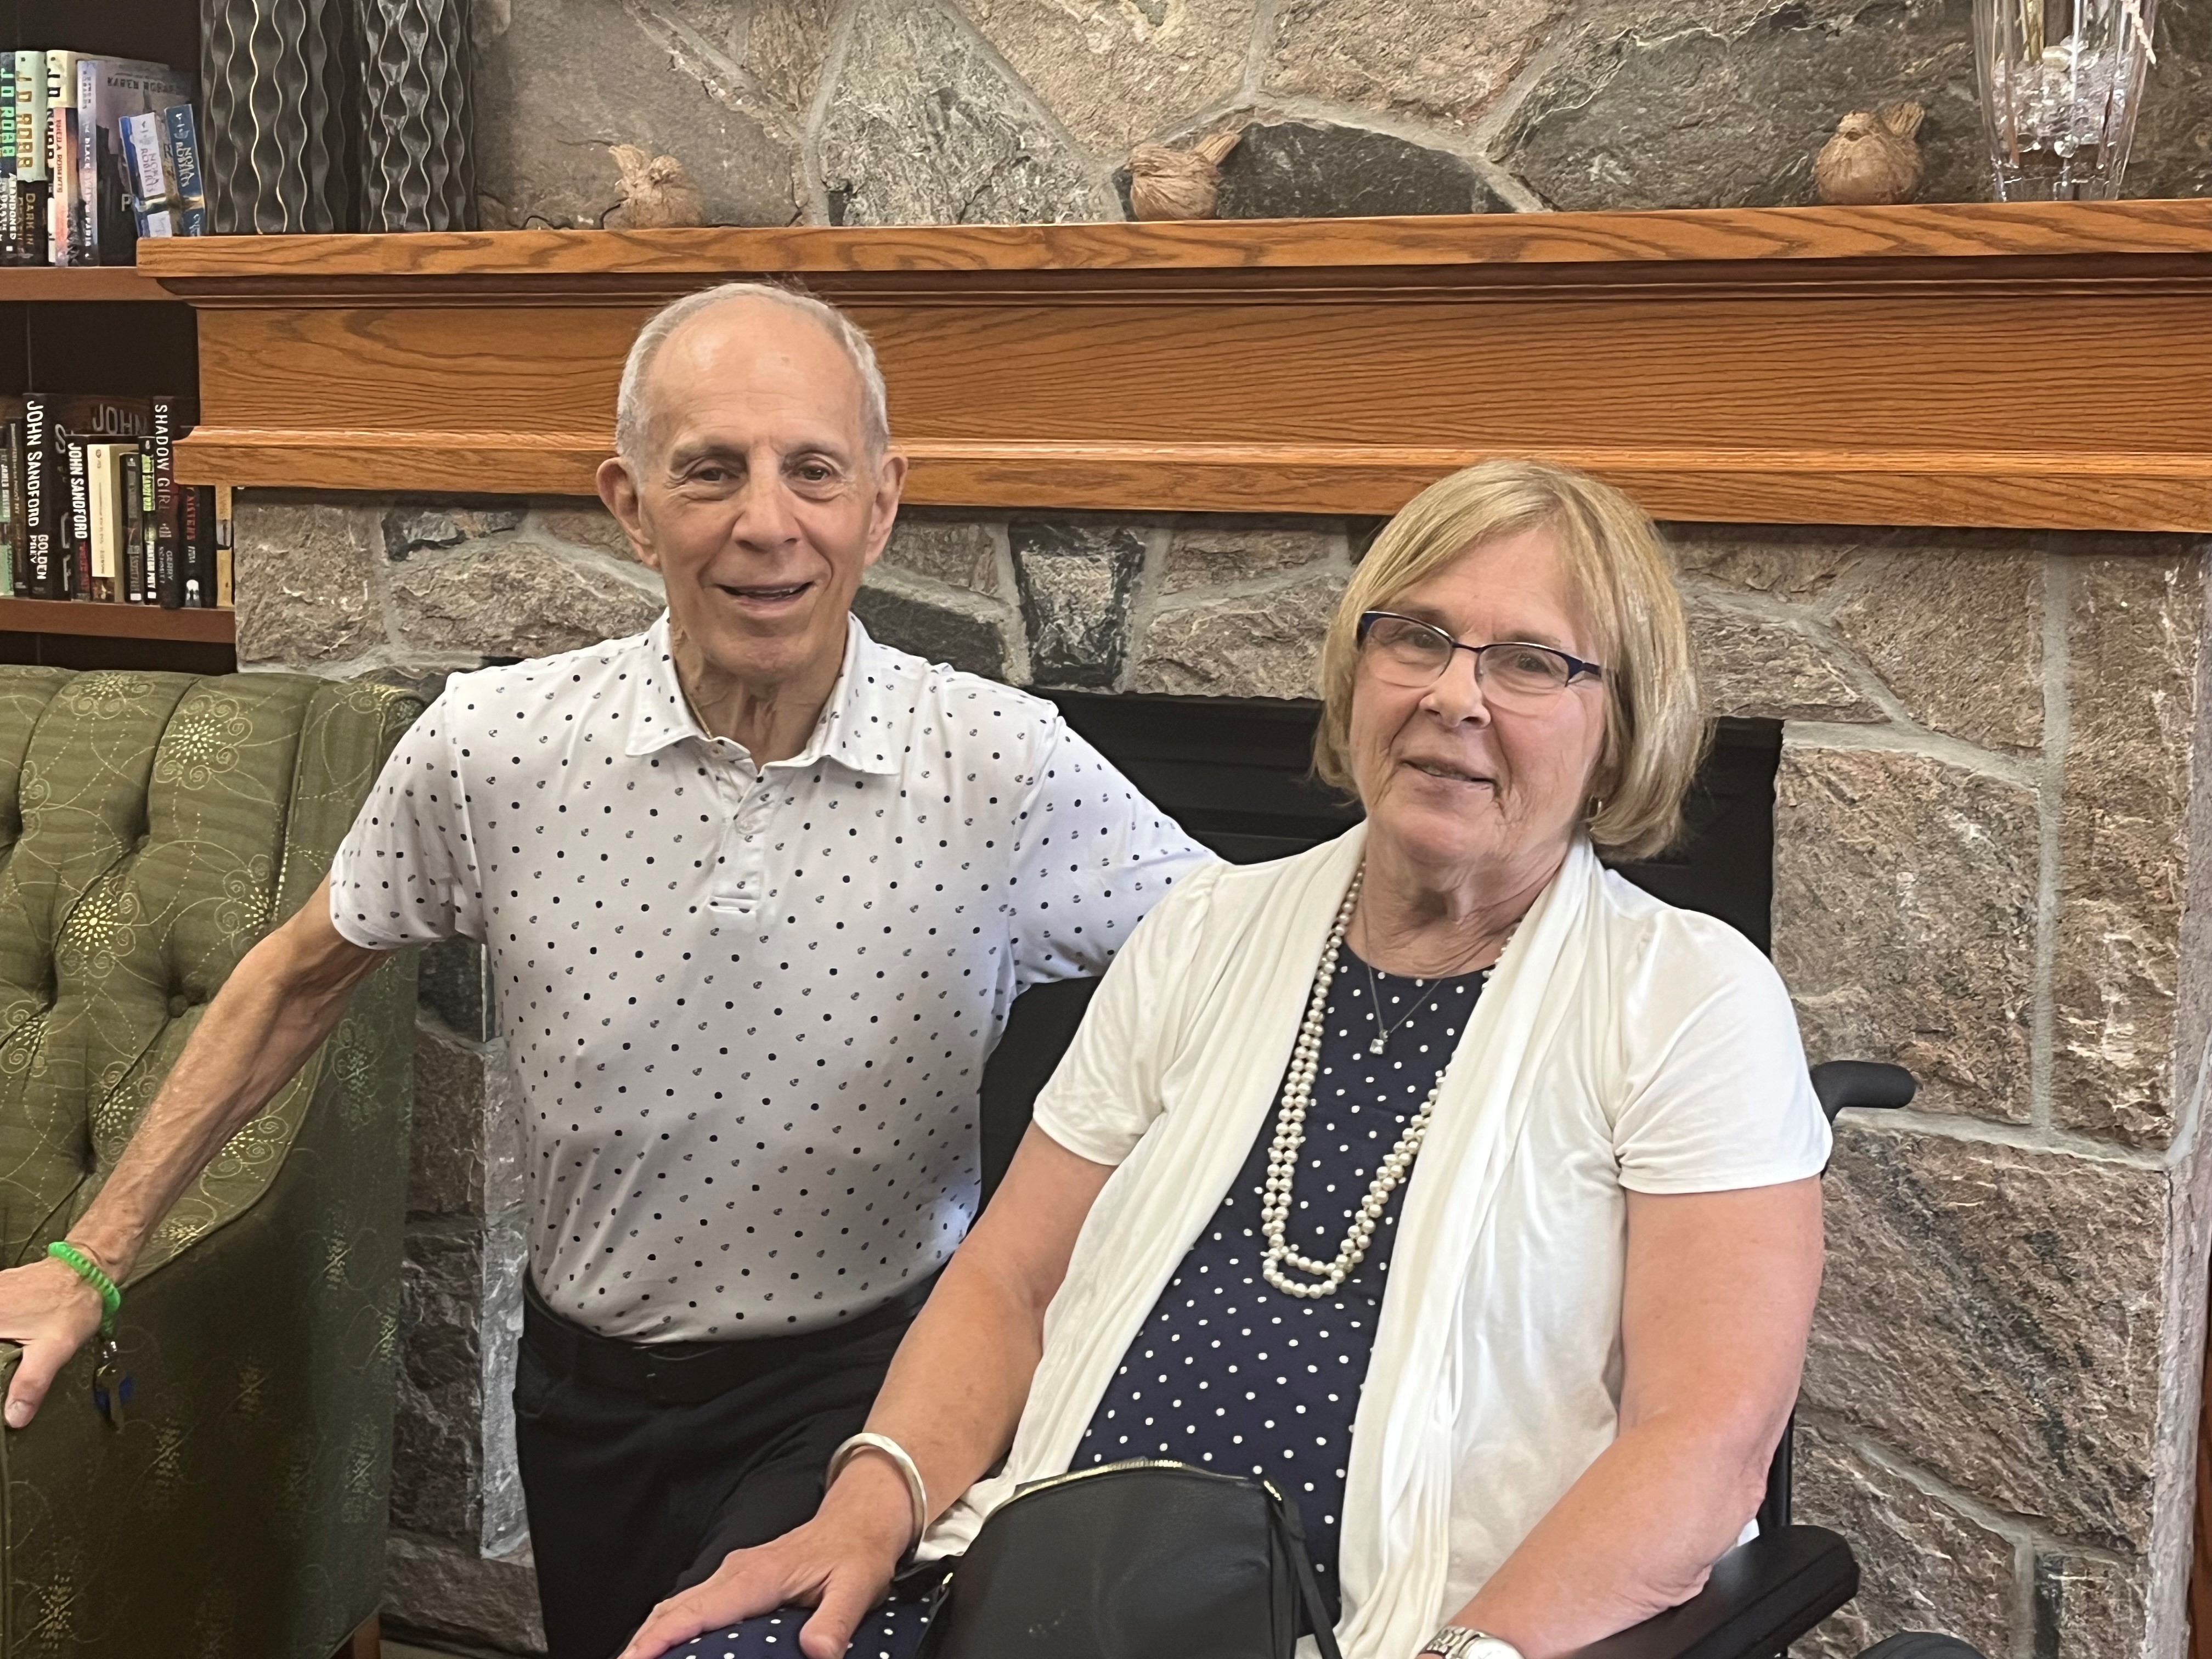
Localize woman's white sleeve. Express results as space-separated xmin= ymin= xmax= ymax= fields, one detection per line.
xmin=1029 ymin=862 xmax=1222 ymax=1167
xmin=1610 ymin=918 xmax=1834 ymax=1194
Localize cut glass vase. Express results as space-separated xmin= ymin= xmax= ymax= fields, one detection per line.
xmin=1975 ymin=0 xmax=2160 ymax=199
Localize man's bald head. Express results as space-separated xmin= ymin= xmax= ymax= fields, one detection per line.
xmin=613 ymin=281 xmax=891 ymax=473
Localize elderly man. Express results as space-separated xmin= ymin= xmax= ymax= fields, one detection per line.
xmin=0 ymin=283 xmax=1207 ymax=1657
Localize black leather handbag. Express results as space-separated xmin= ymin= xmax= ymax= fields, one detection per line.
xmin=908 ymin=1458 xmax=1347 ymax=1659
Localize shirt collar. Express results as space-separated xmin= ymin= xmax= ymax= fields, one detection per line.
xmin=622 ymin=612 xmax=903 ymax=776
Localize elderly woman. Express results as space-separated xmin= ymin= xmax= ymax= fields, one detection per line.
xmin=620 ymin=459 xmax=1830 ymax=1659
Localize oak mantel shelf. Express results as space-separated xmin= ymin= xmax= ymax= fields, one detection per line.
xmin=138 ymin=200 xmax=2212 ymax=531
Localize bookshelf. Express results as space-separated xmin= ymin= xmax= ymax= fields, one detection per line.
xmin=0 ymin=0 xmax=227 ymax=672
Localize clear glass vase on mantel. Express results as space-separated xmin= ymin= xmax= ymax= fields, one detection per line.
xmin=1975 ymin=0 xmax=2161 ymax=199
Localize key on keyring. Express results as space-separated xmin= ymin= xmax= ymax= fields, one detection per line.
xmin=92 ymin=1338 xmax=131 ymax=1429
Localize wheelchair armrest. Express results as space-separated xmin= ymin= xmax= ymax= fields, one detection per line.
xmin=1565 ymin=1526 xmax=1859 ymax=1659
xmin=1809 ymin=1060 xmax=1916 ymax=1124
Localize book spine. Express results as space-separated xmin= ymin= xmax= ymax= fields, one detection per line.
xmin=0 ymin=419 xmax=14 ymax=596
xmin=44 ymin=53 xmax=70 ymax=267
xmin=21 ymin=395 xmax=48 ymax=594
xmin=150 ymin=398 xmax=181 ymax=606
xmin=134 ymin=436 xmax=153 ymax=603
xmin=84 ymin=441 xmax=116 ymax=601
xmin=63 ymin=432 xmax=89 ymax=596
xmin=211 ymin=482 xmax=232 ymax=606
xmin=163 ymin=105 xmax=204 ymax=234
xmin=121 ymin=447 xmax=143 ymax=601
xmin=179 ymin=486 xmax=204 ymax=606
xmin=74 ymin=58 xmax=94 ymax=266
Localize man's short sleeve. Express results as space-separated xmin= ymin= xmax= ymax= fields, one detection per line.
xmin=1610 ymin=920 xmax=1832 ymax=1194
xmin=1005 ymin=716 xmax=1213 ymax=987
xmin=327 ymin=689 xmax=483 ymax=949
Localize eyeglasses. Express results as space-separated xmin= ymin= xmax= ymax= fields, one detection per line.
xmin=1357 ymin=611 xmax=1605 ymax=702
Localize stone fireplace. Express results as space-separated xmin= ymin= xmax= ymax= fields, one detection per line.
xmin=231 ymin=493 xmax=2211 ymax=1659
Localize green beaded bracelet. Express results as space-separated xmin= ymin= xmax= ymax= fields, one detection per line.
xmin=47 ymin=1241 xmax=120 ymax=1337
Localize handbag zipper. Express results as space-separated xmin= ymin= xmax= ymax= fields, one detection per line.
xmin=1008 ymin=1457 xmax=1289 ymax=1510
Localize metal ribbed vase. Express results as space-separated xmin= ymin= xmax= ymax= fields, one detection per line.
xmin=358 ymin=0 xmax=477 ymax=232
xmin=200 ymin=0 xmax=351 ymax=233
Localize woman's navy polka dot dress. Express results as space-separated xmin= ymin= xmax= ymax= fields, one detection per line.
xmin=673 ymin=949 xmax=1483 ymax=1659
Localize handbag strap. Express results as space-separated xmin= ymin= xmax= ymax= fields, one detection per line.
xmin=1268 ymin=1495 xmax=1347 ymax=1659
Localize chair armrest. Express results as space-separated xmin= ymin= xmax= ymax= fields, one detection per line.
xmin=1565 ymin=1526 xmax=1859 ymax=1659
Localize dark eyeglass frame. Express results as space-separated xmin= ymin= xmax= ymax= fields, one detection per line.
xmin=1357 ymin=611 xmax=1606 ymax=689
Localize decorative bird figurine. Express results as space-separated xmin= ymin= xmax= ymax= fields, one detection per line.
xmin=1128 ymin=128 xmax=1244 ymax=221
xmin=1814 ymin=101 xmax=1926 ymax=206
xmin=607 ymin=143 xmax=706 ymax=229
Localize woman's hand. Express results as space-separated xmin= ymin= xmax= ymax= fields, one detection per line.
xmin=616 ymin=1459 xmax=917 ymax=1659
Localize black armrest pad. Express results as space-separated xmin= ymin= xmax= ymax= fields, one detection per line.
xmin=1565 ymin=1527 xmax=1859 ymax=1659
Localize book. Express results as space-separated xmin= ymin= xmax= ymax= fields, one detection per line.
xmin=77 ymin=57 xmax=186 ymax=266
xmin=162 ymin=104 xmax=205 ymax=236
xmin=62 ymin=432 xmax=88 ymax=595
xmin=135 ymin=439 xmax=155 ymax=602
xmin=12 ymin=52 xmax=46 ymax=264
xmin=84 ymin=439 xmax=120 ymax=601
xmin=212 ymin=482 xmax=233 ymax=606
xmin=22 ymin=394 xmax=53 ymax=594
xmin=179 ymin=484 xmax=205 ymax=606
xmin=0 ymin=419 xmax=15 ymax=596
xmin=149 ymin=395 xmax=188 ymax=605
xmin=116 ymin=445 xmax=140 ymax=600
xmin=45 ymin=51 xmax=75 ymax=266
xmin=120 ymin=108 xmax=177 ymax=239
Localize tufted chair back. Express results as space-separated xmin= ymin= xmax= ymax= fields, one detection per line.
xmin=0 ymin=669 xmax=419 ymax=1268
xmin=0 ymin=665 xmax=425 ymax=1657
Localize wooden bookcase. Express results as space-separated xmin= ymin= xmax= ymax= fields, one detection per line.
xmin=0 ymin=0 xmax=232 ymax=672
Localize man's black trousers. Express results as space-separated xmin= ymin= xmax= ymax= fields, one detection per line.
xmin=514 ymin=1277 xmax=923 ymax=1659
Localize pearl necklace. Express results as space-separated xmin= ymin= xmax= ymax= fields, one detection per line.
xmin=1261 ymin=865 xmax=1441 ymax=1301
xmin=1262 ymin=867 xmax=1519 ymax=1300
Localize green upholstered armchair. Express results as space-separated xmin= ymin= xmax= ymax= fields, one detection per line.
xmin=0 ymin=667 xmax=425 ymax=1657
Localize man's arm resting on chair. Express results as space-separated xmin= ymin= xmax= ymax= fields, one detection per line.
xmin=0 ymin=876 xmax=388 ymax=1427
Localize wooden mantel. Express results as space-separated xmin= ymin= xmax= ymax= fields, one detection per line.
xmin=138 ymin=199 xmax=2212 ymax=532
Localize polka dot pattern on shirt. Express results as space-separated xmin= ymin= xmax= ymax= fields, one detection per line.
xmin=326 ymin=613 xmax=1207 ymax=1341
xmin=1070 ymin=946 xmax=1486 ymax=1620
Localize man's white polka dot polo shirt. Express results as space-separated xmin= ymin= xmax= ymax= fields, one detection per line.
xmin=330 ymin=613 xmax=1210 ymax=1341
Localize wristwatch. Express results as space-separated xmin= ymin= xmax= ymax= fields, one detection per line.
xmin=1420 ymin=1629 xmax=1525 ymax=1659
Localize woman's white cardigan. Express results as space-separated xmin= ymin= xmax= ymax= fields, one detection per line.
xmin=923 ymin=827 xmax=1830 ymax=1659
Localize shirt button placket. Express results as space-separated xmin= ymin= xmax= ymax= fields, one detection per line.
xmin=709 ymin=746 xmax=769 ymax=917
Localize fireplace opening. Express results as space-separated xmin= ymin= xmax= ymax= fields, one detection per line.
xmin=978 ymin=697 xmax=1785 ymax=1197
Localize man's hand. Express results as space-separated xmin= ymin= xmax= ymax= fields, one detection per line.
xmin=617 ymin=1460 xmax=916 ymax=1659
xmin=0 ymin=1254 xmax=110 ymax=1427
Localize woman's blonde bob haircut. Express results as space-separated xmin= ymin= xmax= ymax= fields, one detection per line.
xmin=1314 ymin=458 xmax=1705 ymax=863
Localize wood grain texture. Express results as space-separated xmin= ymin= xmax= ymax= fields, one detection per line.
xmin=0 ymin=598 xmax=237 ymax=642
xmin=0 ymin=267 xmax=172 ymax=301
xmin=151 ymin=202 xmax=2212 ymax=531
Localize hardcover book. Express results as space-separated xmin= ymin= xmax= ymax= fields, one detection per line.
xmin=22 ymin=394 xmax=53 ymax=595
xmin=120 ymin=108 xmax=177 ymax=239
xmin=85 ymin=439 xmax=120 ymax=602
xmin=63 ymin=432 xmax=89 ymax=596
xmin=162 ymin=103 xmax=204 ymax=236
xmin=0 ymin=417 xmax=16 ymax=596
xmin=150 ymin=396 xmax=191 ymax=605
xmin=44 ymin=50 xmax=75 ymax=266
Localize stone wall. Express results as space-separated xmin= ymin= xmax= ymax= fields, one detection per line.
xmin=235 ymin=492 xmax=2212 ymax=1658
xmin=470 ymin=0 xmax=2210 ymax=234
